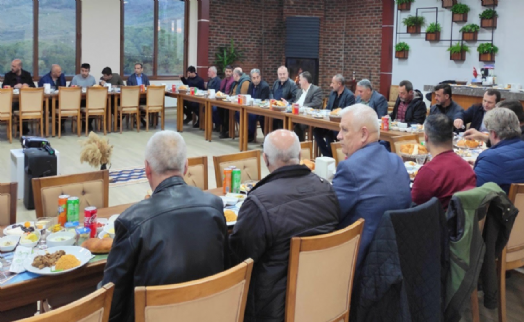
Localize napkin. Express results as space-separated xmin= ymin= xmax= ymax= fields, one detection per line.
xmin=9 ymin=246 xmax=33 ymax=274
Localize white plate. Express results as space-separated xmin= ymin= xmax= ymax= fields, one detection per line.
xmin=96 ymin=218 xmax=108 ymax=232
xmin=224 ymin=207 xmax=238 ymax=227
xmin=0 ymin=235 xmax=20 ymax=252
xmin=3 ymin=222 xmax=35 ymax=236
xmin=18 ymin=230 xmax=41 ymax=248
xmin=108 ymin=214 xmax=119 ymax=224
xmin=24 ymin=246 xmax=92 ymax=276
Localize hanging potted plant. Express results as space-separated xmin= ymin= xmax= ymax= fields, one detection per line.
xmin=480 ymin=9 xmax=498 ymax=28
xmin=396 ymin=0 xmax=414 ymax=11
xmin=425 ymin=23 xmax=441 ymax=41
xmin=478 ymin=43 xmax=498 ymax=62
xmin=395 ymin=42 xmax=410 ymax=59
xmin=442 ymin=0 xmax=457 ymax=9
xmin=403 ymin=15 xmax=425 ymax=34
xmin=447 ymin=42 xmax=469 ymax=61
xmin=460 ymin=24 xmax=480 ymax=41
xmin=481 ymin=0 xmax=498 ymax=6
xmin=451 ymin=3 xmax=470 ymax=22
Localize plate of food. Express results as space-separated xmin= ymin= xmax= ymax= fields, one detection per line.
xmin=399 ymin=144 xmax=429 ymax=158
xmin=3 ymin=222 xmax=35 ymax=236
xmin=408 ymin=169 xmax=419 ymax=181
xmin=225 ymin=193 xmax=247 ymax=201
xmin=19 ymin=230 xmax=41 ymax=248
xmin=224 ymin=208 xmax=238 ymax=227
xmin=82 ymin=237 xmax=113 ymax=254
xmin=329 ymin=108 xmax=342 ymax=122
xmin=240 ymin=181 xmax=257 ymax=193
xmin=455 ymin=138 xmax=482 ymax=149
xmin=24 ymin=246 xmax=92 ymax=276
xmin=404 ymin=161 xmax=421 ymax=171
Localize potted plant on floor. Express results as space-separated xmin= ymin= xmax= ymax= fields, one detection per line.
xmin=480 ymin=9 xmax=498 ymax=28
xmin=478 ymin=43 xmax=498 ymax=62
xmin=447 ymin=42 xmax=469 ymax=61
xmin=403 ymin=15 xmax=425 ymax=34
xmin=425 ymin=23 xmax=441 ymax=41
xmin=395 ymin=42 xmax=410 ymax=59
xmin=451 ymin=3 xmax=470 ymax=22
xmin=396 ymin=0 xmax=414 ymax=11
xmin=80 ymin=132 xmax=113 ymax=170
xmin=460 ymin=24 xmax=480 ymax=41
xmin=481 ymin=0 xmax=498 ymax=6
xmin=442 ymin=0 xmax=457 ymax=9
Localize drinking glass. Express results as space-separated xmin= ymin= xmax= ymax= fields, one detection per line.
xmin=415 ymin=155 xmax=426 ymax=166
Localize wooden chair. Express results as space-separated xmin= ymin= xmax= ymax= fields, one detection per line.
xmin=118 ymin=86 xmax=141 ymax=133
xmin=213 ymin=150 xmax=261 ymax=187
xmin=82 ymin=87 xmax=108 ymax=136
xmin=0 ymin=182 xmax=17 ymax=226
xmin=16 ymin=283 xmax=114 ymax=322
xmin=57 ymin=87 xmax=81 ymax=138
xmin=285 ymin=219 xmax=365 ymax=322
xmin=184 ymin=156 xmax=208 ymax=190
xmin=388 ymin=85 xmax=399 ymax=108
xmin=134 ymin=259 xmax=254 ymax=322
xmin=0 ymin=88 xmax=13 ymax=143
xmin=15 ymin=88 xmax=44 ymax=137
xmin=330 ymin=142 xmax=345 ymax=166
xmin=140 ymin=85 xmax=165 ymax=131
xmin=300 ymin=141 xmax=313 ymax=160
xmin=32 ymin=170 xmax=109 ymax=218
xmin=389 ymin=134 xmax=419 ymax=155
xmin=497 ymin=183 xmax=524 ymax=322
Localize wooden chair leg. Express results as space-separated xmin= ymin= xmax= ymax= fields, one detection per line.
xmin=58 ymin=115 xmax=61 ymax=139
xmin=161 ymin=109 xmax=165 ymax=130
xmin=103 ymin=114 xmax=107 ymax=136
xmin=9 ymin=118 xmax=12 ymax=143
xmin=85 ymin=113 xmax=89 ymax=136
xmin=145 ymin=111 xmax=149 ymax=132
xmin=120 ymin=111 xmax=123 ymax=134
xmin=498 ymin=248 xmax=507 ymax=322
xmin=77 ymin=113 xmax=81 ymax=137
xmin=40 ymin=117 xmax=43 ymax=137
xmin=471 ymin=290 xmax=480 ymax=322
xmin=136 ymin=111 xmax=140 ymax=132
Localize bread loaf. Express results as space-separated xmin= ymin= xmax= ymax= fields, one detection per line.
xmin=81 ymin=238 xmax=113 ymax=254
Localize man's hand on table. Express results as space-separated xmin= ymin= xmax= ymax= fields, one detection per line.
xmin=464 ymin=128 xmax=489 ymax=142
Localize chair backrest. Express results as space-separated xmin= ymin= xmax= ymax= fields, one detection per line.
xmin=300 ymin=141 xmax=313 ymax=160
xmin=134 ymin=259 xmax=254 ymax=322
xmin=330 ymin=142 xmax=345 ymax=166
xmin=506 ymin=184 xmax=524 ymax=264
xmin=32 ymin=170 xmax=110 ymax=218
xmin=17 ymin=283 xmax=114 ymax=322
xmin=121 ymin=86 xmax=141 ymax=108
xmin=285 ymin=219 xmax=365 ymax=322
xmin=389 ymin=85 xmax=399 ymax=102
xmin=389 ymin=134 xmax=420 ymax=155
xmin=184 ymin=156 xmax=208 ymax=190
xmin=0 ymin=182 xmax=17 ymax=226
xmin=86 ymin=87 xmax=108 ymax=110
xmin=146 ymin=85 xmax=165 ymax=108
xmin=0 ymin=88 xmax=13 ymax=115
xmin=20 ymin=88 xmax=44 ymax=113
xmin=213 ymin=150 xmax=261 ymax=187
xmin=59 ymin=87 xmax=82 ymax=112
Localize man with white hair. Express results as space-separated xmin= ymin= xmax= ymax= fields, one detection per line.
xmin=333 ymin=104 xmax=411 ymax=272
xmin=230 ymin=67 xmax=251 ymax=96
xmin=102 ymin=131 xmax=228 ymax=322
xmin=268 ymin=66 xmax=298 ymax=130
xmin=245 ymin=68 xmax=270 ymax=141
xmin=230 ymin=129 xmax=340 ymax=322
xmin=474 ymin=108 xmax=524 ymax=194
xmin=355 ymin=79 xmax=388 ymax=117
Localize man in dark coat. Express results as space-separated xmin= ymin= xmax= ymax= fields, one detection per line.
xmin=454 ymin=89 xmax=500 ymax=132
xmin=389 ymin=80 xmax=427 ymax=125
xmin=206 ymin=66 xmax=222 ymax=132
xmin=180 ymin=65 xmax=206 ymax=127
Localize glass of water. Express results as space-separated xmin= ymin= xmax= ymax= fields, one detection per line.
xmin=415 ymin=155 xmax=426 ymax=166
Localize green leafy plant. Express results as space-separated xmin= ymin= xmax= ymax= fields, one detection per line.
xmin=395 ymin=42 xmax=410 ymax=52
xmin=477 ymin=43 xmax=499 ymax=54
xmin=459 ymin=24 xmax=480 ymax=32
xmin=451 ymin=3 xmax=470 ymax=14
xmin=396 ymin=0 xmax=415 ymax=4
xmin=447 ymin=42 xmax=470 ymax=54
xmin=214 ymin=39 xmax=244 ymax=75
xmin=479 ymin=9 xmax=498 ymax=19
xmin=402 ymin=15 xmax=426 ymax=27
xmin=426 ymin=22 xmax=442 ymax=33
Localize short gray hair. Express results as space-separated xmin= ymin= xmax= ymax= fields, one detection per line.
xmin=250 ymin=68 xmax=260 ymax=76
xmin=209 ymin=66 xmax=217 ymax=73
xmin=334 ymin=74 xmax=345 ymax=84
xmin=233 ymin=67 xmax=243 ymax=76
xmin=263 ymin=130 xmax=301 ymax=165
xmin=340 ymin=103 xmax=380 ymax=138
xmin=145 ymin=131 xmax=187 ymax=175
xmin=357 ymin=79 xmax=373 ymax=91
xmin=484 ymin=108 xmax=522 ymax=140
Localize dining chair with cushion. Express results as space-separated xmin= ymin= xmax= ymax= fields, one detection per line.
xmin=389 ymin=134 xmax=419 ymax=155
xmin=134 ymin=259 xmax=253 ymax=322
xmin=32 ymin=170 xmax=109 ymax=218
xmin=0 ymin=88 xmax=13 ymax=143
xmin=118 ymin=86 xmax=141 ymax=133
xmin=15 ymin=88 xmax=44 ymax=138
xmin=16 ymin=283 xmax=114 ymax=322
xmin=82 ymin=87 xmax=108 ymax=136
xmin=184 ymin=156 xmax=208 ymax=190
xmin=300 ymin=141 xmax=313 ymax=160
xmin=330 ymin=142 xmax=345 ymax=166
xmin=57 ymin=87 xmax=82 ymax=138
xmin=285 ymin=219 xmax=364 ymax=322
xmin=213 ymin=150 xmax=261 ymax=188
xmin=0 ymin=182 xmax=17 ymax=226
xmin=388 ymin=85 xmax=399 ymax=108
xmin=140 ymin=85 xmax=165 ymax=131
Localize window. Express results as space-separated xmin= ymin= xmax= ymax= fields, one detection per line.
xmin=122 ymin=0 xmax=186 ymax=78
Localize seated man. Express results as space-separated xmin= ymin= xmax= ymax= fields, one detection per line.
xmin=218 ymin=65 xmax=235 ymax=138
xmin=333 ymin=104 xmax=411 ymax=273
xmin=313 ymin=74 xmax=355 ymax=156
xmin=101 ymin=131 xmax=228 ymax=322
xmin=99 ymin=67 xmax=124 ymax=86
xmin=4 ymin=59 xmax=35 ymax=134
xmin=230 ymin=129 xmax=340 ymax=322
xmin=355 ymin=79 xmax=388 ymax=118
xmin=126 ymin=62 xmax=150 ymax=87
xmin=389 ymin=80 xmax=427 ymax=125
xmin=244 ymin=68 xmax=270 ymax=142
xmin=429 ymin=84 xmax=464 ymax=122
xmin=180 ymin=65 xmax=206 ymax=127
xmin=38 ymin=64 xmax=66 ymax=90
xmin=267 ymin=66 xmax=298 ymax=130
xmin=454 ymin=89 xmax=500 ymax=133
xmin=206 ymin=66 xmax=222 ymax=132
xmin=498 ymin=100 xmax=524 ymax=141
xmin=474 ymin=108 xmax=524 ymax=194
xmin=70 ymin=63 xmax=96 ymax=87
xmin=412 ymin=114 xmax=476 ymax=209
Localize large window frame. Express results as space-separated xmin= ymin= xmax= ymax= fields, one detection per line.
xmin=120 ymin=0 xmax=188 ymax=80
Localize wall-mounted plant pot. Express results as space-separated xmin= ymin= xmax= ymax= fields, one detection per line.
xmin=481 ymin=17 xmax=498 ymax=28
xmin=462 ymin=31 xmax=478 ymax=41
xmin=479 ymin=53 xmax=495 ymax=62
xmin=398 ymin=3 xmax=411 ymax=11
xmin=453 ymin=13 xmax=468 ymax=23
xmin=481 ymin=0 xmax=498 ymax=6
xmin=450 ymin=52 xmax=466 ymax=61
xmin=407 ymin=25 xmax=421 ymax=34
xmin=442 ymin=0 xmax=457 ymax=9
xmin=396 ymin=51 xmax=409 ymax=59
xmin=426 ymin=32 xmax=441 ymax=41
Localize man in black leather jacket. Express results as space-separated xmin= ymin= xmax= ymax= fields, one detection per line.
xmin=101 ymin=131 xmax=228 ymax=322
xmin=230 ymin=129 xmax=340 ymax=322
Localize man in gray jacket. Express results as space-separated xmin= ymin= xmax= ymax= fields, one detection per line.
xmin=355 ymin=79 xmax=388 ymax=118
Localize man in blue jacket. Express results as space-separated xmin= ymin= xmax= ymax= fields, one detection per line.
xmin=474 ymin=108 xmax=524 ymax=194
xmin=38 ymin=64 xmax=66 ymax=89
xmin=454 ymin=89 xmax=500 ymax=132
xmin=355 ymin=79 xmax=388 ymax=118
xmin=126 ymin=63 xmax=150 ymax=86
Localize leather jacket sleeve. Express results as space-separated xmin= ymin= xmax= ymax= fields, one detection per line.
xmin=409 ymin=100 xmax=428 ymax=125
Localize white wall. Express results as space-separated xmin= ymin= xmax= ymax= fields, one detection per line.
xmin=392 ymin=0 xmax=524 ymax=91
xmin=188 ymin=0 xmax=198 ymax=68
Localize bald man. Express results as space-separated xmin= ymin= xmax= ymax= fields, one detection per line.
xmin=333 ymin=104 xmax=411 ymax=273
xmin=38 ymin=64 xmax=66 ymax=89
xmin=3 ymin=59 xmax=35 ymax=89
xmin=230 ymin=129 xmax=340 ymax=322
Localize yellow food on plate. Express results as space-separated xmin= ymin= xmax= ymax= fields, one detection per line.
xmin=54 ymin=254 xmax=81 ymax=271
xmin=178 ymin=85 xmax=188 ymax=90
xmin=457 ymin=139 xmax=480 ymax=149
xmin=400 ymin=144 xmax=428 ymax=155
xmin=409 ymin=170 xmax=418 ymax=180
xmin=224 ymin=210 xmax=238 ymax=222
xmin=330 ymin=108 xmax=342 ymax=116
xmin=23 ymin=233 xmax=39 ymax=243
xmin=300 ymin=159 xmax=315 ymax=170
